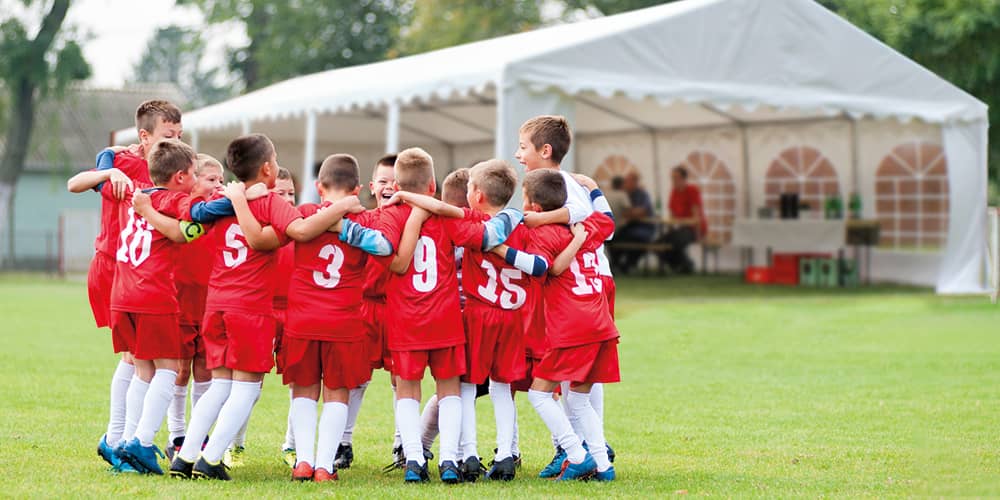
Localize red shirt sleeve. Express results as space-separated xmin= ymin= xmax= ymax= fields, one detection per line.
xmin=526 ymin=226 xmax=565 ymax=266
xmin=444 ymin=208 xmax=486 ymax=249
xmin=581 ymin=212 xmax=614 ymax=252
xmin=264 ymin=193 xmax=302 ymax=237
xmin=375 ymin=205 xmax=410 ymax=251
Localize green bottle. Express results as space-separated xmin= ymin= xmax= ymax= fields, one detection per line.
xmin=849 ymin=192 xmax=862 ymax=219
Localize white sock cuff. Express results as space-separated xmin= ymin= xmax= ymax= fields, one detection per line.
xmin=115 ymin=360 xmax=135 ymax=378
xmin=439 ymin=395 xmax=460 ymax=405
xmin=130 ymin=376 xmax=150 ymax=390
xmin=323 ymin=401 xmax=348 ymax=411
xmin=566 ymin=390 xmax=591 ymax=410
xmin=527 ymin=389 xmax=552 ymax=407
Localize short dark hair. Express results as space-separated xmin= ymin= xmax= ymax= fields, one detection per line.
xmin=469 ymin=159 xmax=517 ymax=208
xmin=225 ymin=133 xmax=275 ymax=182
xmin=376 ymin=154 xmax=397 ymax=169
xmin=135 ymin=100 xmax=181 ymax=133
xmin=148 ymin=139 xmax=196 ymax=185
xmin=277 ymin=166 xmax=293 ymax=181
xmin=442 ymin=168 xmax=470 ymax=208
xmin=318 ymin=154 xmax=360 ymax=191
xmin=522 ymin=169 xmax=567 ymax=212
xmin=519 ymin=115 xmax=572 ymax=164
xmin=673 ymin=165 xmax=688 ymax=179
xmin=611 ymin=176 xmax=625 ymax=190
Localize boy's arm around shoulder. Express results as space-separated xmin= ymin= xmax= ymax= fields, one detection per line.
xmin=550 ymin=223 xmax=587 ymax=276
xmin=224 ymin=182 xmax=282 ymax=251
xmin=390 ymin=207 xmax=430 ymax=274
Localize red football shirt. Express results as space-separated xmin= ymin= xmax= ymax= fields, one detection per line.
xmin=204 ymin=192 xmax=301 ymax=315
xmin=176 ymin=224 xmax=215 ymax=287
xmin=668 ymin=184 xmax=707 ymax=236
xmin=377 ymin=204 xmax=485 ymax=351
xmin=110 ymin=188 xmax=196 ymax=314
xmin=462 ymin=211 xmax=531 ymax=311
xmin=94 ymin=148 xmax=152 ymax=257
xmin=272 ymin=242 xmax=295 ymax=310
xmin=354 ymin=208 xmax=391 ymax=302
xmin=285 ymin=203 xmax=369 ymax=342
xmin=529 ymin=213 xmax=618 ymax=349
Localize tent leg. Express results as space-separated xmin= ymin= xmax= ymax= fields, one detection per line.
xmin=385 ymin=102 xmax=400 ymax=153
xmin=740 ymin=125 xmax=751 ymax=217
xmin=302 ymin=111 xmax=317 ymax=204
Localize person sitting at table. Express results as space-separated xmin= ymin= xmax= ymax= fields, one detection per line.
xmin=605 ymin=175 xmax=632 ymax=222
xmin=614 ymin=171 xmax=656 ymax=273
xmin=658 ymin=165 xmax=707 ymax=274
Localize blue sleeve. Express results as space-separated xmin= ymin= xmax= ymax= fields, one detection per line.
xmin=92 ymin=149 xmax=116 ymax=192
xmin=482 ymin=208 xmax=524 ymax=251
xmin=504 ymin=247 xmax=549 ymax=277
xmin=190 ymin=198 xmax=235 ymax=223
xmin=339 ymin=218 xmax=393 ymax=256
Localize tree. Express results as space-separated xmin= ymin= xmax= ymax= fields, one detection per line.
xmin=180 ymin=0 xmax=408 ymax=91
xmin=395 ymin=0 xmax=542 ymax=56
xmin=0 ymin=0 xmax=89 ymax=259
xmin=562 ymin=0 xmax=675 ymax=16
xmin=132 ymin=25 xmax=234 ymax=107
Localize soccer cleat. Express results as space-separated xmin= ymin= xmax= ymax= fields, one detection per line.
xmin=97 ymin=435 xmax=118 ymax=467
xmin=113 ymin=460 xmax=140 ymax=474
xmin=169 ymin=457 xmax=194 ymax=479
xmin=119 ymin=437 xmax=166 ymax=475
xmin=282 ymin=448 xmax=297 ymax=469
xmin=459 ymin=456 xmax=485 ymax=482
xmin=382 ymin=445 xmax=405 ymax=473
xmin=486 ymin=456 xmax=516 ymax=481
xmin=557 ymin=454 xmax=597 ymax=481
xmin=403 ymin=460 xmax=429 ymax=483
xmin=606 ymin=442 xmax=616 ymax=463
xmin=594 ymin=466 xmax=616 ymax=482
xmin=439 ymin=460 xmax=462 ymax=484
xmin=292 ymin=461 xmax=314 ymax=481
xmin=313 ymin=467 xmax=339 ymax=482
xmin=492 ymin=448 xmax=521 ymax=469
xmin=192 ymin=457 xmax=231 ymax=481
xmin=334 ymin=443 xmax=354 ymax=469
xmin=224 ymin=445 xmax=246 ymax=468
xmin=538 ymin=446 xmax=567 ymax=478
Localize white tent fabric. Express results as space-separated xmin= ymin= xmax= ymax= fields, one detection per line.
xmin=115 ymin=0 xmax=988 ymax=293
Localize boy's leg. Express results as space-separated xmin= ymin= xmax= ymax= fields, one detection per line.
xmin=528 ymin=378 xmax=592 ymax=476
xmin=200 ymin=371 xmax=263 ymax=465
xmin=395 ymin=377 xmax=424 ymax=465
xmin=316 ymin=387 xmax=349 ymax=475
xmin=167 ymin=360 xmax=192 ymax=445
xmin=290 ymin=388 xmax=319 ymax=472
xmin=176 ymin=370 xmax=232 ymax=463
xmin=342 ymin=381 xmax=369 ymax=447
xmin=282 ymin=387 xmax=296 ymax=452
xmin=458 ymin=382 xmax=478 ymax=461
xmin=419 ymin=393 xmax=439 ymax=450
xmin=121 ymin=358 xmax=155 ymax=444
xmin=436 ymin=377 xmax=462 ymax=467
xmin=568 ymin=384 xmax=612 ymax=474
xmin=590 ymin=383 xmax=605 ymax=422
xmin=104 ymin=355 xmax=135 ymax=446
xmin=133 ymin=359 xmax=181 ymax=446
xmin=489 ymin=379 xmax=515 ymax=461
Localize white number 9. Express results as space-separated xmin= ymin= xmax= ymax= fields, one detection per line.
xmin=412 ymin=236 xmax=438 ymax=292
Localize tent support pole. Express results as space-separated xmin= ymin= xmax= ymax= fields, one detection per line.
xmin=740 ymin=125 xmax=751 ymax=218
xmin=241 ymin=119 xmax=251 ymax=135
xmin=649 ymin=129 xmax=663 ymax=212
xmin=302 ymin=111 xmax=317 ymax=204
xmin=849 ymin=116 xmax=860 ymax=194
xmin=386 ymin=102 xmax=400 ymax=153
xmin=190 ymin=129 xmax=199 ymax=152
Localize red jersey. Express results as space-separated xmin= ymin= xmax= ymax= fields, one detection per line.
xmin=204 ymin=192 xmax=301 ymax=315
xmin=110 ymin=188 xmax=196 ymax=314
xmin=462 ymin=210 xmax=531 ymax=311
xmin=529 ymin=213 xmax=618 ymax=349
xmin=377 ymin=204 xmax=485 ymax=351
xmin=273 ymin=242 xmax=295 ymax=310
xmin=94 ymin=148 xmax=152 ymax=257
xmin=285 ymin=203 xmax=370 ymax=342
xmin=355 ymin=208 xmax=390 ymax=302
xmin=669 ymin=184 xmax=707 ymax=236
xmin=176 ymin=224 xmax=215 ymax=287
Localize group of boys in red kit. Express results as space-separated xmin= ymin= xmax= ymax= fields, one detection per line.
xmin=71 ymin=99 xmax=620 ymax=484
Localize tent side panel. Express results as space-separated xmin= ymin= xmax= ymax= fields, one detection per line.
xmin=937 ymin=121 xmax=988 ymax=293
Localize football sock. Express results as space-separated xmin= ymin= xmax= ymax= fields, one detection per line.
xmin=282 ymin=389 xmax=295 ymax=450
xmin=590 ymin=383 xmax=605 ymax=422
xmin=201 ymin=380 xmax=261 ymax=464
xmin=342 ymin=382 xmax=368 ymax=445
xmin=560 ymin=381 xmax=586 ymax=437
xmin=395 ymin=398 xmax=424 ymax=465
xmin=106 ymin=360 xmax=134 ymax=443
xmin=419 ymin=394 xmax=439 ymax=450
xmin=231 ymin=382 xmax=261 ymax=448
xmin=291 ymin=397 xmax=317 ymax=467
xmin=316 ymin=402 xmax=348 ymax=472
xmin=489 ymin=380 xmax=515 ymax=461
xmin=167 ymin=383 xmax=188 ymax=442
xmin=459 ymin=383 xmax=478 ymax=460
xmin=134 ymin=369 xmax=178 ymax=447
xmin=437 ymin=395 xmax=462 ymax=464
xmin=191 ymin=380 xmax=211 ymax=408
xmin=178 ymin=379 xmax=231 ymax=463
xmin=391 ymin=386 xmax=402 ymax=449
xmin=567 ymin=390 xmax=611 ymax=471
xmin=511 ymin=403 xmax=521 ymax=456
xmin=122 ymin=375 xmax=149 ymax=443
xmin=528 ymin=389 xmax=585 ymax=463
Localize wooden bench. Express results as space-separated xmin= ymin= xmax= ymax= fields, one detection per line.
xmin=607 ymin=241 xmax=672 ymax=275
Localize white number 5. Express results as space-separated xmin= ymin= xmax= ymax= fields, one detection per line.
xmin=223 ymin=224 xmax=248 ymax=268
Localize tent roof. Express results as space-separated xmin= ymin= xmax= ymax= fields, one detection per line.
xmin=115 ymin=0 xmax=987 ymax=142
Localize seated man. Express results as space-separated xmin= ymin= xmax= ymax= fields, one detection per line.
xmin=613 ymin=172 xmax=655 ymax=273
xmin=659 ymin=166 xmax=706 ymax=274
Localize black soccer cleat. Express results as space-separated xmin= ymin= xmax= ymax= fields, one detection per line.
xmin=607 ymin=442 xmax=616 ymax=463
xmin=439 ymin=460 xmax=462 ymax=484
xmin=192 ymin=457 xmax=231 ymax=481
xmin=403 ymin=460 xmax=429 ymax=483
xmin=334 ymin=443 xmax=354 ymax=469
xmin=459 ymin=456 xmax=486 ymax=482
xmin=486 ymin=456 xmax=516 ymax=481
xmin=169 ymin=457 xmax=194 ymax=479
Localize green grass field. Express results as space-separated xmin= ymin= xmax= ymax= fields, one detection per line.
xmin=1 ymin=273 xmax=998 ymax=497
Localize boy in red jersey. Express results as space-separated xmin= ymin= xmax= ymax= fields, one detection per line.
xmin=65 ymin=100 xmax=183 ymax=470
xmin=284 ymin=154 xmax=393 ymax=482
xmin=170 ymin=134 xmax=362 ymax=481
xmin=521 ymin=169 xmax=619 ymax=481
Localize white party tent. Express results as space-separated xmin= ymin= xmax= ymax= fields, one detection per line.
xmin=114 ymin=0 xmax=988 ymax=293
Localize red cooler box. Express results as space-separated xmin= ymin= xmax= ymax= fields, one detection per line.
xmin=745 ymin=266 xmax=773 ymax=284
xmin=772 ymin=253 xmax=832 ymax=285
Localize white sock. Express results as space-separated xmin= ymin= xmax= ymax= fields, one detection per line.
xmin=178 ymin=379 xmax=231 ymax=462
xmin=133 ymin=369 xmax=178 ymax=446
xmin=342 ymin=382 xmax=368 ymax=445
xmin=291 ymin=397 xmax=317 ymax=467
xmin=167 ymin=383 xmax=188 ymax=442
xmin=106 ymin=360 xmax=134 ymax=443
xmin=560 ymin=381 xmax=585 ymax=438
xmin=437 ymin=395 xmax=462 ymax=464
xmin=489 ymin=380 xmax=515 ymax=461
xmin=567 ymin=390 xmax=611 ymax=471
xmin=590 ymin=383 xmax=605 ymax=422
xmin=459 ymin=384 xmax=478 ymax=460
xmin=528 ymin=389 xmax=585 ymax=463
xmin=121 ymin=375 xmax=149 ymax=443
xmin=395 ymin=398 xmax=424 ymax=465
xmin=201 ymin=380 xmax=261 ymax=463
xmin=419 ymin=394 xmax=439 ymax=450
xmin=191 ymin=380 xmax=211 ymax=409
xmin=231 ymin=382 xmax=261 ymax=448
xmin=316 ymin=402 xmax=348 ymax=472
xmin=511 ymin=403 xmax=520 ymax=456
xmin=282 ymin=389 xmax=295 ymax=450
xmin=392 ymin=385 xmax=402 ymax=449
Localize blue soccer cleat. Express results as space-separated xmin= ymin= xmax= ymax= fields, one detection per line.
xmin=438 ymin=460 xmax=462 ymax=484
xmin=113 ymin=460 xmax=140 ymax=474
xmin=594 ymin=466 xmax=616 ymax=482
xmin=403 ymin=460 xmax=429 ymax=483
xmin=606 ymin=442 xmax=616 ymax=463
xmin=119 ymin=437 xmax=166 ymax=475
xmin=557 ymin=454 xmax=597 ymax=481
xmin=538 ymin=446 xmax=566 ymax=478
xmin=97 ymin=435 xmax=118 ymax=467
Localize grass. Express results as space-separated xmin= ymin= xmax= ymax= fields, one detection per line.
xmin=1 ymin=273 xmax=999 ymax=497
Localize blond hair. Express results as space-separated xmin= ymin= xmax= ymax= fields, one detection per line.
xmin=469 ymin=159 xmax=517 ymax=208
xmin=442 ymin=168 xmax=470 ymax=208
xmin=394 ymin=147 xmax=435 ymax=193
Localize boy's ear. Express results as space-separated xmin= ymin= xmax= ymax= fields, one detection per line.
xmin=540 ymin=144 xmax=553 ymax=160
xmin=350 ymin=185 xmax=361 ymax=196
xmin=260 ymin=161 xmax=274 ymax=179
xmin=314 ymin=180 xmax=323 ymax=196
xmin=427 ymin=178 xmax=436 ymax=196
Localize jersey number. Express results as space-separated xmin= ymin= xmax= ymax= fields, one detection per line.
xmin=116 ymin=208 xmax=152 ymax=266
xmin=313 ymin=244 xmax=345 ymax=288
xmin=223 ymin=224 xmax=248 ymax=268
xmin=569 ymin=251 xmax=603 ymax=296
xmin=477 ymin=261 xmax=526 ymax=309
xmin=412 ymin=236 xmax=438 ymax=292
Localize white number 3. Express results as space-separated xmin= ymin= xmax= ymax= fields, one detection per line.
xmin=313 ymin=244 xmax=345 ymax=288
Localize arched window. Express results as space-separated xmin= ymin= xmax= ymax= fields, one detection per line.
xmin=765 ymin=146 xmax=840 ymax=215
xmin=875 ymin=142 xmax=948 ymax=250
xmin=592 ymin=154 xmax=638 ymax=188
xmin=680 ymin=151 xmax=736 ymax=243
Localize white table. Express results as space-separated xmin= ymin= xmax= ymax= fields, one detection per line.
xmin=731 ymin=219 xmax=846 ymax=253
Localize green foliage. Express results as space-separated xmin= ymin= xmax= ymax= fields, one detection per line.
xmin=132 ymin=25 xmax=234 ymax=107
xmin=563 ymin=0 xmax=675 ymax=16
xmin=396 ymin=0 xmax=542 ymax=56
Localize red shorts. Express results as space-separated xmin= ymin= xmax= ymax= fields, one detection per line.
xmin=392 ymin=344 xmax=466 ymax=381
xmin=362 ymin=299 xmax=392 ymax=372
xmin=282 ymin=337 xmax=371 ymax=390
xmin=201 ymin=310 xmax=276 ymax=373
xmin=601 ymin=275 xmax=616 ymax=320
xmin=534 ymin=338 xmax=621 ymax=384
xmin=179 ymin=324 xmax=205 ymax=359
xmin=462 ymin=302 xmax=526 ymax=384
xmin=511 ymin=356 xmax=541 ymax=393
xmin=87 ymin=252 xmax=115 ymax=329
xmin=177 ymin=283 xmax=207 ymax=327
xmin=273 ymin=308 xmax=287 ymax=373
xmin=111 ymin=311 xmax=183 ymax=360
